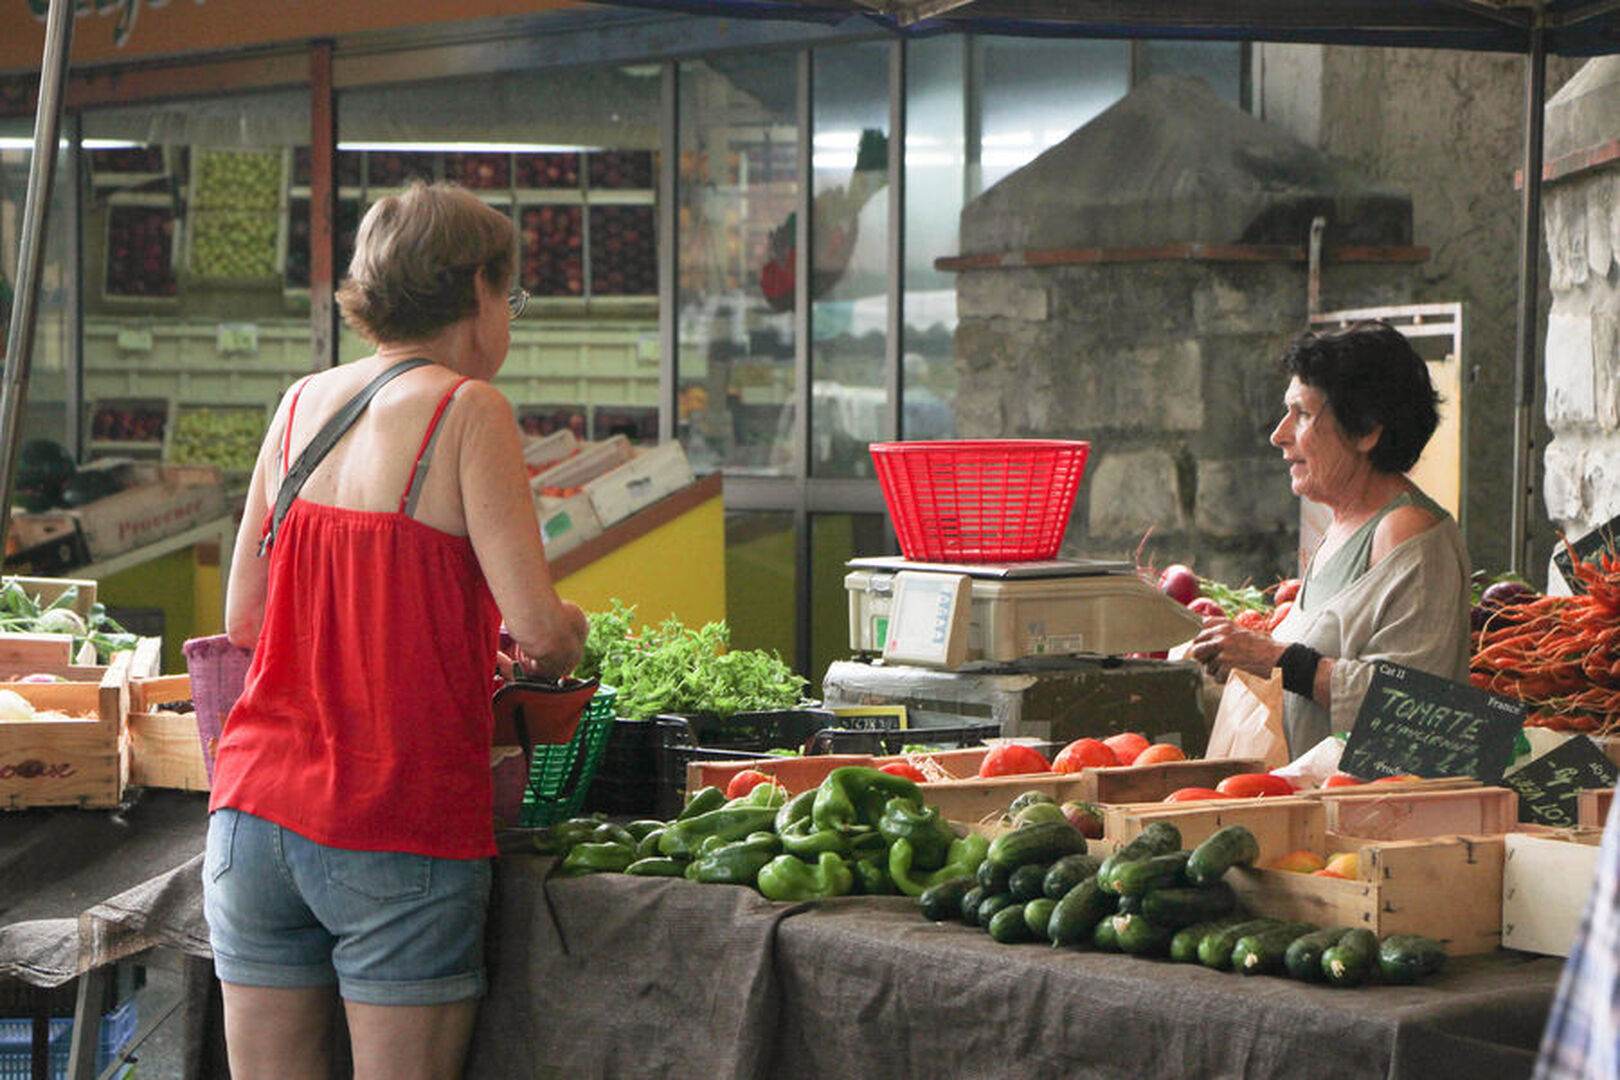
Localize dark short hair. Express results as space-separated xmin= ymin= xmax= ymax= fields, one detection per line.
xmin=1277 ymin=321 xmax=1441 ymax=474
xmin=335 ymin=181 xmax=515 ymax=343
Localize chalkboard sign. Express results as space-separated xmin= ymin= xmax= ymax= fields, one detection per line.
xmin=1552 ymin=512 xmax=1620 ymax=594
xmin=1341 ymin=661 xmax=1524 ymax=783
xmin=1503 ymin=735 xmax=1619 ymax=827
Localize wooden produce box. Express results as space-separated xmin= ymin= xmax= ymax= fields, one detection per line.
xmin=128 ymin=672 xmax=210 ymax=793
xmin=1102 ymin=796 xmax=1329 ymax=862
xmin=13 ymin=464 xmax=225 ymax=561
xmin=528 ymin=435 xmax=632 ymax=496
xmin=536 ymin=491 xmax=604 ymax=558
xmin=1226 ymin=834 xmax=1506 ymax=956
xmin=1502 ymin=828 xmax=1606 ymax=957
xmin=584 ymin=440 xmax=696 ymax=529
xmin=1578 ymin=787 xmax=1613 ymax=828
xmin=0 ymin=574 xmax=97 ymax=618
xmin=1319 ymin=785 xmax=1519 ymax=842
xmin=0 ymin=632 xmax=162 ymax=682
xmin=0 ymin=648 xmax=134 ymax=810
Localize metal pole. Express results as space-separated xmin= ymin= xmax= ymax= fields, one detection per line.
xmin=0 ymin=0 xmax=75 ymax=554
xmin=1510 ymin=20 xmax=1546 ymax=576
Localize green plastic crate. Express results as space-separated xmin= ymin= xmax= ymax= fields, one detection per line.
xmin=520 ymin=686 xmax=617 ymax=828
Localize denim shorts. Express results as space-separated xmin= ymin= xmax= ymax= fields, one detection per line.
xmin=203 ymin=808 xmax=492 ymax=1006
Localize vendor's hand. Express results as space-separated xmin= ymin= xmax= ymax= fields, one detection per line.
xmin=1188 ymin=617 xmax=1287 ymax=684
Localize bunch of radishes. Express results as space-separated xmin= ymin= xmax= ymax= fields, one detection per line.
xmin=1156 ymin=563 xmax=1300 ymax=632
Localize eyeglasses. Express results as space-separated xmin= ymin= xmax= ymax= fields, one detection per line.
xmin=506 ymin=286 xmax=530 ymax=321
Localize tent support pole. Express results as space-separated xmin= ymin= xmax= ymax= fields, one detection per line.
xmin=1511 ymin=20 xmax=1547 ymax=577
xmin=0 ymin=0 xmax=74 ymax=553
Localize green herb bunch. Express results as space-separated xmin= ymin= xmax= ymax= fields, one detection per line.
xmin=578 ymin=600 xmax=807 ymax=720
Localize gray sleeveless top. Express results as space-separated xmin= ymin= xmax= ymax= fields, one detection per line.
xmin=1298 ymin=488 xmax=1450 ymax=614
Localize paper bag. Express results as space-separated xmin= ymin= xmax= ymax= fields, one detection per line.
xmin=1205 ymin=669 xmax=1288 ymax=770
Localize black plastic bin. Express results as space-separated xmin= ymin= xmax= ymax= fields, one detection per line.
xmin=802 ymin=721 xmax=1002 ymax=757
xmin=653 ymin=707 xmax=840 ymax=819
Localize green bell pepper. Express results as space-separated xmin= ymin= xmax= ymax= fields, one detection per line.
xmin=678 ymin=786 xmax=727 ymax=820
xmin=726 ymin=780 xmax=789 ymax=809
xmin=775 ymin=787 xmax=816 ymax=834
xmin=849 ymin=850 xmax=897 ymax=895
xmin=686 ymin=832 xmax=782 ymax=886
xmin=811 ymin=766 xmax=924 ymax=833
xmin=757 ymin=851 xmax=855 ymax=902
xmin=888 ymin=832 xmax=989 ymax=897
xmin=634 ymin=828 xmax=667 ymax=860
xmin=561 ymin=841 xmax=637 ymax=875
xmin=658 ymin=806 xmax=781 ymax=859
xmin=877 ymin=796 xmax=956 ymax=872
xmin=625 ymin=856 xmax=689 ymax=877
xmin=778 ymin=815 xmax=851 ymax=858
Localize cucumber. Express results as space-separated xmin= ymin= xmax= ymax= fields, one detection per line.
xmin=1048 ymin=877 xmax=1114 ymax=947
xmin=959 ymin=885 xmax=988 ymax=927
xmin=919 ymin=876 xmax=976 ymax=922
xmin=1283 ymin=925 xmax=1353 ymax=982
xmin=1170 ymin=916 xmax=1248 ymax=964
xmin=986 ymin=821 xmax=1089 ymax=872
xmin=1092 ymin=915 xmax=1122 ymax=952
xmin=1232 ymin=921 xmax=1317 ymax=976
xmin=988 ymin=902 xmax=1035 ymax=944
xmin=1043 ymin=853 xmax=1105 ymax=900
xmin=1111 ymin=913 xmax=1174 ymax=956
xmin=1140 ymin=881 xmax=1237 ymax=929
xmin=976 ymin=892 xmax=1019 ymax=930
xmin=1110 ymin=851 xmax=1193 ymax=897
xmin=1321 ymin=928 xmax=1380 ymax=988
xmin=976 ymin=856 xmax=1011 ymax=895
xmin=1198 ymin=917 xmax=1283 ymax=970
xmin=1115 ymin=893 xmax=1144 ymax=916
xmin=1378 ymin=934 xmax=1447 ymax=984
xmin=1008 ymin=862 xmax=1051 ymax=902
xmin=1097 ymin=821 xmax=1182 ymax=894
xmin=1186 ymin=824 xmax=1262 ymax=885
xmin=1023 ymin=898 xmax=1058 ymax=940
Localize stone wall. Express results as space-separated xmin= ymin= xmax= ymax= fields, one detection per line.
xmin=1540 ymin=57 xmax=1620 ymax=567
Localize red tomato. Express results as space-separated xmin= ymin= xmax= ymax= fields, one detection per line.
xmin=1163 ymin=787 xmax=1227 ymax=802
xmin=878 ymin=761 xmax=928 ymax=784
xmin=1266 ymin=600 xmax=1294 ymax=631
xmin=1322 ymin=773 xmax=1366 ymax=788
xmin=1274 ymin=578 xmax=1302 ymax=604
xmin=1102 ymin=732 xmax=1151 ymax=766
xmin=1132 ymin=743 xmax=1187 ymax=765
xmin=724 ymin=769 xmax=774 ymax=800
xmin=1215 ymin=772 xmax=1297 ymax=798
xmin=978 ymin=743 xmax=1053 ymax=778
xmin=1051 ymin=737 xmax=1120 ymax=773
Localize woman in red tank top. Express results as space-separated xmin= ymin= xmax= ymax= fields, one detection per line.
xmin=204 ymin=182 xmax=587 ymax=1080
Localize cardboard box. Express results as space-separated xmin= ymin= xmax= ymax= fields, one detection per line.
xmin=127 ymin=672 xmax=210 ymax=793
xmin=15 ymin=465 xmax=225 ymax=561
xmin=0 ymin=649 xmax=133 ymax=810
xmin=1502 ymin=828 xmax=1606 ymax=957
xmin=585 ymin=440 xmax=696 ymax=529
xmin=1227 ymin=833 xmax=1507 ymax=956
xmin=536 ymin=491 xmax=603 ymax=558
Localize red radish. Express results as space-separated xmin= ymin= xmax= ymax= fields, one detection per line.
xmin=1274 ymin=578 xmax=1302 ymax=604
xmin=1158 ymin=564 xmax=1202 ymax=605
xmin=1187 ymin=597 xmax=1225 ymax=619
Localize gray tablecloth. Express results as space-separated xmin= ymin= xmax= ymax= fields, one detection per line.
xmin=473 ymin=854 xmax=1566 ymax=1080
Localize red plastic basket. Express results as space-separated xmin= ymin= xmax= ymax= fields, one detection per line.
xmin=869 ymin=439 xmax=1091 ymax=562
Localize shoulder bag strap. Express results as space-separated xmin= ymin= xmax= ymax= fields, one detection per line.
xmin=259 ymin=357 xmax=434 ymax=556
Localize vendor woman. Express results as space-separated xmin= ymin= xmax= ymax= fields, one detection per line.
xmin=1189 ymin=321 xmax=1472 ymax=756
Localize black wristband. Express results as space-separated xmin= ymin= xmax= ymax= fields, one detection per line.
xmin=1278 ymin=643 xmax=1323 ymax=697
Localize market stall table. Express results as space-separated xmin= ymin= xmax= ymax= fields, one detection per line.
xmin=471 ymin=852 xmax=1568 ymax=1080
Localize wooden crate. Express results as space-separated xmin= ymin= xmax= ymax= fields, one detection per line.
xmin=536 ymin=491 xmax=603 ymax=558
xmin=1578 ymin=787 xmax=1613 ymax=828
xmin=1319 ymin=786 xmax=1519 ymax=841
xmin=528 ymin=435 xmax=632 ymax=495
xmin=1102 ymin=797 xmax=1328 ymax=862
xmin=1502 ymin=828 xmax=1606 ymax=957
xmin=585 ymin=440 xmax=696 ymax=528
xmin=128 ymin=672 xmax=210 ymax=793
xmin=1226 ymin=834 xmax=1506 ymax=956
xmin=0 ymin=649 xmax=133 ymax=810
xmin=0 ymin=633 xmax=162 ymax=681
xmin=0 ymin=575 xmax=98 ymax=618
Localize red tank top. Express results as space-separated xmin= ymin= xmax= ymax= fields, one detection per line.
xmin=209 ymin=376 xmax=501 ymax=858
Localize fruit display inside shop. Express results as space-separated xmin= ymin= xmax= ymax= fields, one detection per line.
xmin=103 ymin=205 xmax=178 ymax=298
xmin=284 ymin=197 xmax=362 ymax=289
xmin=91 ymin=402 xmax=166 ymax=443
xmin=520 ymin=204 xmax=583 ymax=297
xmin=589 ymin=149 xmax=654 ymax=190
xmin=365 ymin=151 xmax=436 ymax=188
xmin=168 ymin=406 xmax=264 ymax=472
xmin=190 ymin=210 xmax=279 ymax=280
xmin=291 ymin=147 xmax=364 ymax=188
xmin=516 ymin=152 xmax=580 ymax=189
xmin=192 ymin=148 xmax=282 ymax=211
xmin=89 ymin=146 xmax=166 ymax=177
xmin=921 ymin=807 xmax=1447 ymax=988
xmin=444 ymin=152 xmax=510 ymax=189
xmin=589 ymin=205 xmax=656 ymax=296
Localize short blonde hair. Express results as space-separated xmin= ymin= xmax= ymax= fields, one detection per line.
xmin=335 ymin=181 xmax=516 ymax=343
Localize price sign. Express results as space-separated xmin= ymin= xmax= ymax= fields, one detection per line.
xmin=828 ymin=706 xmax=909 ymax=731
xmin=1552 ymin=512 xmax=1620 ymax=594
xmin=1502 ymin=735 xmax=1619 ymax=827
xmin=1341 ymin=661 xmax=1523 ymax=783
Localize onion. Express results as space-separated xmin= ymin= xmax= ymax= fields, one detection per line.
xmin=0 ymin=689 xmax=36 ymax=721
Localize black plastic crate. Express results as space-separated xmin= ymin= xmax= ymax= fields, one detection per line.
xmin=803 ymin=722 xmax=1002 ymax=757
xmin=582 ymin=717 xmax=683 ymax=817
xmin=652 ymin=707 xmax=837 ymax=819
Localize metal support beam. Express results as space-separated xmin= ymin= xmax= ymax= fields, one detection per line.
xmin=0 ymin=0 xmax=74 ymax=553
xmin=309 ymin=41 xmax=338 ymax=371
xmin=1510 ymin=20 xmax=1546 ymax=575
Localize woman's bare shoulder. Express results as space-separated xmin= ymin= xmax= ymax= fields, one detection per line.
xmin=1371 ymin=502 xmax=1443 ymax=562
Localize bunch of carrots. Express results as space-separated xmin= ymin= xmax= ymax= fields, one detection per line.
xmin=1470 ymin=545 xmax=1620 ymax=733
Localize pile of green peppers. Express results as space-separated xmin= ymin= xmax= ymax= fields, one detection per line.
xmin=535 ymin=765 xmax=988 ymax=903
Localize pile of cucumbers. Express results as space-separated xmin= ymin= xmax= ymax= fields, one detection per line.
xmin=918 ymin=798 xmax=1447 ymax=989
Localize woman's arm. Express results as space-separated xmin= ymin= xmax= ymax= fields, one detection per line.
xmin=456 ymin=382 xmax=587 ymax=678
